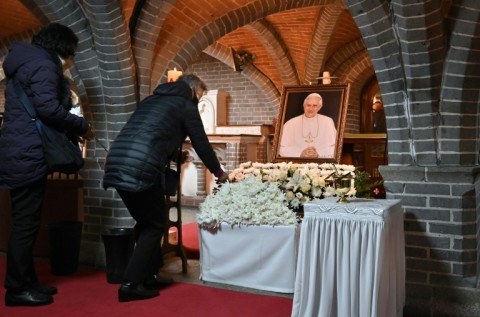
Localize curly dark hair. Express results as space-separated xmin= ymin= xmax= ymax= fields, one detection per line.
xmin=31 ymin=23 xmax=78 ymax=59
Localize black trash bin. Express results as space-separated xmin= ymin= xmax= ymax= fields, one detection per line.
xmin=102 ymin=228 xmax=135 ymax=284
xmin=48 ymin=221 xmax=83 ymax=275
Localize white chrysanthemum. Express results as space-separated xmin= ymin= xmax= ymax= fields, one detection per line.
xmin=240 ymin=162 xmax=252 ymax=168
xmin=311 ymin=186 xmax=323 ymax=197
xmin=337 ymin=164 xmax=356 ymax=173
xmin=243 ymin=167 xmax=255 ymax=174
xmin=277 ymin=162 xmax=290 ymax=171
xmin=215 ymin=162 xmax=356 ymax=211
xmin=197 ymin=176 xmax=296 ymax=227
xmin=290 ymin=198 xmax=301 ymax=209
xmin=233 ymin=173 xmax=245 ymax=181
xmin=299 ymin=183 xmax=311 ymax=194
xmin=285 ymin=191 xmax=294 ymax=201
xmin=276 ymin=170 xmax=288 ymax=180
xmin=323 ymin=186 xmax=337 ymax=197
xmin=311 ymin=176 xmax=325 ymax=187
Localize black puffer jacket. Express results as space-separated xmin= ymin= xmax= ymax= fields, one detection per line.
xmin=0 ymin=42 xmax=89 ymax=189
xmin=103 ymin=81 xmax=222 ymax=192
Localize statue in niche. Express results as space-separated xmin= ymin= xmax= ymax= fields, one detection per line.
xmin=198 ymin=97 xmax=215 ymax=134
xmin=197 ymin=90 xmax=228 ymax=134
xmin=181 ymin=160 xmax=198 ymax=196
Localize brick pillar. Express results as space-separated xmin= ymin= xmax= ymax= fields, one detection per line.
xmin=379 ymin=165 xmax=480 ymax=316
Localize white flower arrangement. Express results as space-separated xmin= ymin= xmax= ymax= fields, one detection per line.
xmin=197 ymin=175 xmax=297 ymax=228
xmin=197 ymin=162 xmax=356 ymax=227
xmin=228 ymin=162 xmax=356 ymax=210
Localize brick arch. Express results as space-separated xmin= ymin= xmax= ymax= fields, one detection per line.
xmin=346 ymin=0 xmax=480 ymax=166
xmin=26 ymin=0 xmax=104 ymax=154
xmin=388 ymin=1 xmax=446 ymax=166
xmin=202 ymin=42 xmax=232 ymax=67
xmin=336 ymin=52 xmax=373 ymax=86
xmin=304 ymin=4 xmax=343 ymax=83
xmin=203 ymin=42 xmax=280 ymax=114
xmin=18 ymin=0 xmax=49 ymax=25
xmin=320 ymin=38 xmax=373 ymax=134
xmin=79 ymin=1 xmax=137 ymax=140
xmin=154 ymin=0 xmax=330 ymax=86
xmin=14 ymin=1 xmax=138 ymax=154
xmin=345 ymin=0 xmax=411 ymax=166
xmin=333 ymin=51 xmax=375 ymax=134
xmin=245 ymin=19 xmax=299 ymax=86
xmin=64 ymin=0 xmax=138 ymax=150
xmin=241 ymin=63 xmax=281 ymax=113
xmin=326 ymin=38 xmax=367 ymax=72
xmin=0 ymin=1 xmax=101 ymax=126
xmin=439 ymin=2 xmax=480 ymax=165
xmin=131 ymin=0 xmax=173 ymax=99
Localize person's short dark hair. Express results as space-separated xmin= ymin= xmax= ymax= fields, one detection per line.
xmin=177 ymin=74 xmax=207 ymax=94
xmin=32 ymin=23 xmax=79 ymax=59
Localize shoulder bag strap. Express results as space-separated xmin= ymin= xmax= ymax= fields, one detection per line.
xmin=12 ymin=79 xmax=38 ymax=119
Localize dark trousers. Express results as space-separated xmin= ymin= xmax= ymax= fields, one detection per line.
xmin=117 ymin=184 xmax=166 ymax=284
xmin=4 ymin=176 xmax=47 ymax=292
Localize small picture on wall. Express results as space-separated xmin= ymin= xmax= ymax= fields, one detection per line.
xmin=272 ymin=84 xmax=350 ymax=163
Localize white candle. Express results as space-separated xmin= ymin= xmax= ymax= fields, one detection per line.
xmin=322 ymin=71 xmax=331 ymax=85
xmin=168 ymin=68 xmax=182 ymax=82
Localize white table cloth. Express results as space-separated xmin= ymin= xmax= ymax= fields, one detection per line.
xmin=291 ymin=198 xmax=405 ymax=317
xmin=200 ymin=222 xmax=300 ymax=293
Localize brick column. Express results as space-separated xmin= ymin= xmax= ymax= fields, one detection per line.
xmin=379 ymin=165 xmax=479 ymax=315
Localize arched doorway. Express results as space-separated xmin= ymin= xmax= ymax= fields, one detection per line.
xmin=342 ymin=77 xmax=387 ymax=198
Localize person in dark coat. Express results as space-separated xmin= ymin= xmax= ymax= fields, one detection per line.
xmin=103 ymin=74 xmax=228 ymax=302
xmin=0 ymin=23 xmax=92 ymax=307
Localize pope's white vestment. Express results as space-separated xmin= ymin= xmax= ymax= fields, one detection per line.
xmin=279 ymin=114 xmax=336 ymax=158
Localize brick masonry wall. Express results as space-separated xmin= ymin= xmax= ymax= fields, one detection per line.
xmin=380 ymin=165 xmax=480 ymax=315
xmin=187 ymin=53 xmax=278 ymax=126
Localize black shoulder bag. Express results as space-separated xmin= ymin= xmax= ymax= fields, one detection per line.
xmin=13 ymin=79 xmax=84 ymax=174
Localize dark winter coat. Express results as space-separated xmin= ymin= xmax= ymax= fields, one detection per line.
xmin=0 ymin=42 xmax=89 ymax=189
xmin=102 ymin=80 xmax=222 ymax=192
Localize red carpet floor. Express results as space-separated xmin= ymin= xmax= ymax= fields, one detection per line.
xmin=0 ymin=256 xmax=292 ymax=317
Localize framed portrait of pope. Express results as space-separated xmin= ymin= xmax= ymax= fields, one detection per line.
xmin=272 ymin=84 xmax=350 ymax=163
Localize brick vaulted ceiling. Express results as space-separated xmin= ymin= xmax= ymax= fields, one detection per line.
xmin=0 ymin=0 xmax=363 ymax=95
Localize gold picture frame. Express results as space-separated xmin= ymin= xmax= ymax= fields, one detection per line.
xmin=272 ymin=84 xmax=350 ymax=163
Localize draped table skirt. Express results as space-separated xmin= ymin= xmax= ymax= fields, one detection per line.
xmin=200 ymin=222 xmax=300 ymax=293
xmin=291 ymin=198 xmax=405 ymax=317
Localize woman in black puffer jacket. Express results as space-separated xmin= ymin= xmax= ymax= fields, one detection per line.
xmin=0 ymin=23 xmax=92 ymax=307
xmin=103 ymin=74 xmax=228 ymax=302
